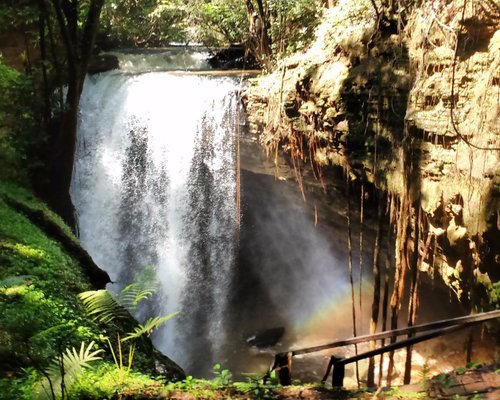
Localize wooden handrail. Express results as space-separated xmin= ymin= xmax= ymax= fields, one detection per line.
xmin=267 ymin=310 xmax=500 ymax=386
xmin=323 ymin=323 xmax=473 ymax=386
xmin=289 ymin=310 xmax=500 ymax=356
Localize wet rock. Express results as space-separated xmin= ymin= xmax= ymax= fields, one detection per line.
xmin=88 ymin=54 xmax=119 ymax=74
xmin=207 ymin=45 xmax=259 ymax=70
xmin=246 ymin=326 xmax=285 ymax=348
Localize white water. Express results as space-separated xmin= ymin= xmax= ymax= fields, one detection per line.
xmin=71 ymin=50 xmax=359 ymax=380
xmin=71 ymin=62 xmax=239 ymax=372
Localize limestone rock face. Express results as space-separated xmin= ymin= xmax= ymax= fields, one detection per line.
xmin=243 ymin=0 xmax=500 ymax=305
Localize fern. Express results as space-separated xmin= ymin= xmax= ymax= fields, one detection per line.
xmin=77 ymin=269 xmax=158 ymax=322
xmin=122 ymin=312 xmax=179 ymax=342
xmin=48 ymin=341 xmax=103 ymax=378
xmin=116 ymin=282 xmax=154 ymax=312
xmin=77 ymin=289 xmax=128 ymax=323
xmin=40 ymin=341 xmax=103 ymax=399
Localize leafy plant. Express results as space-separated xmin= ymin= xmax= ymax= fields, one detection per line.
xmin=418 ymin=359 xmax=432 ymax=390
xmin=78 ymin=289 xmax=129 ymax=324
xmin=381 ymin=387 xmax=426 ymax=399
xmin=78 ymin=269 xmax=159 ymax=324
xmin=122 ymin=313 xmax=179 ymax=342
xmin=434 ymin=373 xmax=455 ymax=389
xmin=211 ymin=363 xmax=233 ymax=388
xmin=78 ymin=281 xmax=178 ymax=383
xmin=66 ymin=363 xmax=164 ymax=399
xmin=234 ymin=374 xmax=277 ymax=400
xmin=39 ymin=341 xmax=103 ymax=400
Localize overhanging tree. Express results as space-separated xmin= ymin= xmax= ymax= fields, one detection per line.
xmin=48 ymin=0 xmax=104 ymax=227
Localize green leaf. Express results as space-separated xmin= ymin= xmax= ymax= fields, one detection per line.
xmin=78 ymin=289 xmax=128 ymax=323
xmin=122 ymin=312 xmax=179 ymax=342
xmin=40 ymin=342 xmax=103 ymax=399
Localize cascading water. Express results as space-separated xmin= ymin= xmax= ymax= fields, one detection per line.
xmin=71 ymin=49 xmax=497 ymax=386
xmin=72 ymin=49 xmax=356 ymax=379
xmin=71 ymin=51 xmax=239 ymax=373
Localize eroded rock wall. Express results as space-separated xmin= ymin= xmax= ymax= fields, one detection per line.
xmin=243 ymin=0 xmax=500 ymax=306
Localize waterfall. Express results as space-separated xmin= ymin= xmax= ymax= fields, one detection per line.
xmin=71 ymin=60 xmax=239 ymax=373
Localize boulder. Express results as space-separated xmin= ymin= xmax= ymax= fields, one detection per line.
xmin=246 ymin=326 xmax=285 ymax=348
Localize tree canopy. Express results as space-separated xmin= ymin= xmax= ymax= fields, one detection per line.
xmin=98 ymin=0 xmax=325 ymax=68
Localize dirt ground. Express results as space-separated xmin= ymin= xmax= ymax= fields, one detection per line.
xmin=115 ymin=365 xmax=498 ymax=399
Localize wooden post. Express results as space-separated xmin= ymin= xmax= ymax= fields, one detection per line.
xmin=331 ymin=357 xmax=346 ymax=387
xmin=275 ymin=352 xmax=292 ymax=386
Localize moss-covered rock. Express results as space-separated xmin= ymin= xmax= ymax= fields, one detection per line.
xmin=0 ymin=179 xmax=184 ymax=399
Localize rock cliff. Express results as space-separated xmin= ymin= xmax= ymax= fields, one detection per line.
xmin=243 ymin=0 xmax=500 ymax=308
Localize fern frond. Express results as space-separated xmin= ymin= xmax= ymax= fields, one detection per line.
xmin=47 ymin=341 xmax=103 ymax=378
xmin=116 ymin=282 xmax=154 ymax=312
xmin=41 ymin=341 xmax=103 ymax=399
xmin=122 ymin=312 xmax=179 ymax=342
xmin=67 ymin=341 xmax=103 ymax=373
xmin=78 ymin=289 xmax=128 ymax=323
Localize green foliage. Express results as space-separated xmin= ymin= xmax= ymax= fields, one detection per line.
xmin=100 ymin=0 xmax=188 ymax=47
xmin=0 ymin=182 xmax=104 ymax=399
xmin=0 ymin=368 xmax=41 ymax=400
xmin=0 ymin=57 xmax=35 ymax=182
xmin=234 ymin=374 xmax=278 ymax=400
xmin=267 ymin=0 xmax=323 ymax=57
xmin=211 ymin=363 xmax=233 ymax=387
xmin=418 ymin=360 xmax=432 ymax=390
xmin=164 ymin=375 xmax=218 ymax=398
xmin=0 ymin=3 xmax=39 ymax=32
xmin=0 ymin=281 xmax=98 ymax=365
xmin=38 ymin=342 xmax=103 ymax=400
xmin=380 ymin=387 xmax=426 ymax=399
xmin=122 ymin=313 xmax=179 ymax=342
xmin=78 ymin=278 xmax=178 ymax=382
xmin=78 ymin=265 xmax=160 ymax=324
xmin=47 ymin=341 xmax=103 ymax=378
xmin=98 ymin=0 xmax=323 ymax=67
xmin=187 ymin=0 xmax=323 ymax=62
xmin=486 ymin=281 xmax=500 ymax=307
xmin=67 ymin=363 xmax=164 ymax=399
xmin=188 ymin=0 xmax=248 ymax=47
xmin=78 ymin=289 xmax=129 ymax=324
xmin=0 ymin=186 xmax=89 ymax=297
xmin=433 ymin=372 xmax=456 ymax=388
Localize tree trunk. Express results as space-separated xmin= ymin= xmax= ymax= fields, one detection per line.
xmin=47 ymin=0 xmax=105 ymax=228
xmin=245 ymin=0 xmax=273 ymax=70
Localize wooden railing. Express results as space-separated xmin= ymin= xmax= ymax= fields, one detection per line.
xmin=265 ymin=309 xmax=500 ymax=387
